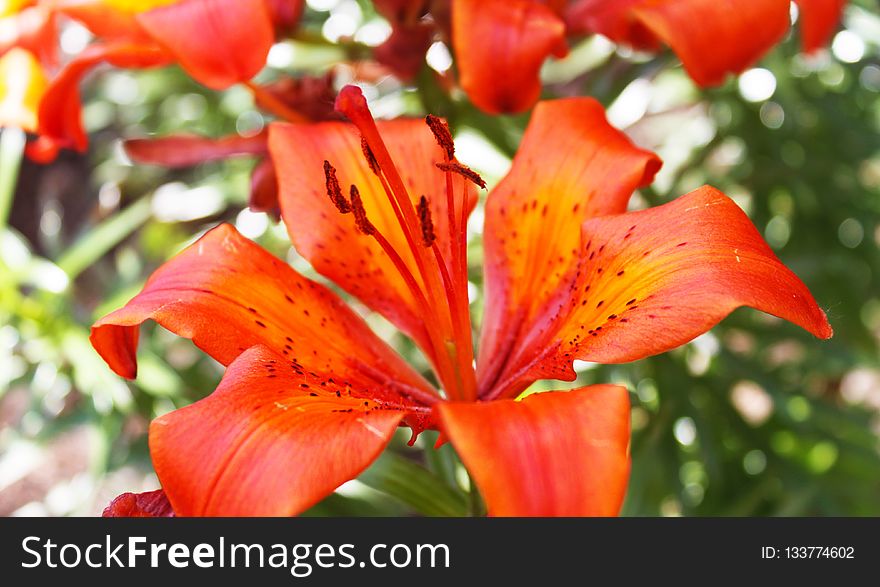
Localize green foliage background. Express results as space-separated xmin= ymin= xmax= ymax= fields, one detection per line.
xmin=0 ymin=0 xmax=878 ymax=516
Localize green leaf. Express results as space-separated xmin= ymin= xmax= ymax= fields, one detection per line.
xmin=358 ymin=451 xmax=469 ymax=517
xmin=57 ymin=197 xmax=153 ymax=280
xmin=0 ymin=128 xmax=25 ymax=232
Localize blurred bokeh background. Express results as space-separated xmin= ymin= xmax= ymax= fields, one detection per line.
xmin=1 ymin=0 xmax=878 ymax=516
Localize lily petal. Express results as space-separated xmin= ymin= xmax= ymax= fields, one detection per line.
xmin=796 ymin=0 xmax=846 ymax=53
xmin=269 ymin=119 xmax=476 ymax=357
xmin=478 ymin=98 xmax=660 ymax=393
xmin=36 ymin=40 xmax=171 ymax=153
xmin=453 ymin=0 xmax=567 ymax=114
xmin=0 ymin=47 xmax=47 ymax=132
xmin=91 ymin=223 xmax=434 ymax=400
xmin=567 ymin=0 xmax=791 ymax=87
xmin=491 ymin=186 xmax=832 ymax=397
xmin=151 ymin=345 xmax=406 ymax=516
xmin=136 ymin=0 xmax=274 ymax=89
xmin=372 ymin=0 xmax=426 ymax=22
xmin=266 ymin=0 xmax=304 ymax=32
xmin=102 ymin=489 xmax=174 ymax=517
xmin=0 ymin=6 xmax=58 ymax=68
xmin=124 ymin=132 xmax=268 ymax=167
xmin=438 ymin=385 xmax=631 ymax=516
xmin=124 ymin=134 xmax=278 ymax=215
xmin=249 ymin=156 xmax=280 ymax=216
xmin=565 ymin=0 xmax=661 ymax=50
xmin=49 ymin=0 xmax=166 ymax=40
xmin=374 ymin=22 xmax=433 ymax=80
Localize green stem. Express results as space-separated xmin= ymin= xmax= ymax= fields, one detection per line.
xmin=0 ymin=127 xmax=26 ymax=233
xmin=57 ymin=196 xmax=153 ymax=280
xmin=469 ymin=472 xmax=484 ymax=517
xmin=289 ymin=29 xmax=370 ymax=56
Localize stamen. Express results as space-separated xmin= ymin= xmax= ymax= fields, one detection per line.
xmin=323 ymin=160 xmax=351 ymax=213
xmin=425 ymin=115 xmax=455 ymax=160
xmin=348 ymin=185 xmax=375 ymax=235
xmin=334 ymin=86 xmax=477 ymax=401
xmin=345 ymin=183 xmax=459 ymax=395
xmin=435 ymin=162 xmax=486 ymax=189
xmin=360 ymin=137 xmax=380 ymax=176
xmin=335 ymin=86 xmax=434 ymax=283
xmin=418 ymin=195 xmax=436 ymax=247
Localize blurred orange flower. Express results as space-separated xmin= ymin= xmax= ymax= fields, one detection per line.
xmin=454 ymin=0 xmax=848 ymax=113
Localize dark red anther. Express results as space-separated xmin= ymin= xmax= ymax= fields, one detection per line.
xmin=417 ymin=195 xmax=436 ymax=247
xmin=323 ymin=160 xmax=351 ymax=213
xmin=435 ymin=161 xmax=486 ymax=189
xmin=360 ymin=136 xmax=380 ymax=176
xmin=349 ymin=185 xmax=375 ymax=235
xmin=425 ymin=115 xmax=455 ymax=160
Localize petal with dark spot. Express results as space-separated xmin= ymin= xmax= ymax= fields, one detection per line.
xmin=488 ymin=187 xmax=832 ymax=398
xmin=90 ymin=223 xmax=434 ymax=401
xmin=478 ymin=98 xmax=660 ymax=394
xmin=151 ymin=346 xmax=407 ymax=516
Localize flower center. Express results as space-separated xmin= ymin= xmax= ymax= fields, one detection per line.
xmin=324 ymin=86 xmax=483 ymax=402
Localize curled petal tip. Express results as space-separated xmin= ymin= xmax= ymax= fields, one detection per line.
xmin=817 ymin=318 xmax=834 ymax=340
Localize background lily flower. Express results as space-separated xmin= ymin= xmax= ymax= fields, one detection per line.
xmin=122 ymin=72 xmax=341 ymax=217
xmin=454 ymin=0 xmax=848 ymax=113
xmin=103 ymin=489 xmax=173 ymax=517
xmin=1 ymin=1 xmax=57 ymax=66
xmin=0 ymin=46 xmax=47 ymax=131
xmin=91 ymin=85 xmax=831 ymax=517
xmin=30 ymin=0 xmax=295 ymax=161
xmin=565 ymin=0 xmax=846 ymax=83
xmin=371 ymin=0 xmax=434 ymax=80
xmin=0 ymin=1 xmax=56 ymax=133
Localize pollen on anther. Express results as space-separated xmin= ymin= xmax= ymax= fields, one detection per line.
xmin=360 ymin=137 xmax=380 ymax=175
xmin=435 ymin=162 xmax=486 ymax=189
xmin=349 ymin=184 xmax=375 ymax=235
xmin=417 ymin=195 xmax=436 ymax=247
xmin=425 ymin=115 xmax=455 ymax=160
xmin=323 ymin=160 xmax=351 ymax=214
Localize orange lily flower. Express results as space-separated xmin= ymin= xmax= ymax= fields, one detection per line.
xmin=0 ymin=46 xmax=47 ymax=131
xmin=795 ymin=0 xmax=848 ymax=53
xmin=94 ymin=86 xmax=831 ymax=517
xmin=371 ymin=0 xmax=433 ymax=80
xmin=454 ymin=0 xmax=848 ymax=113
xmin=30 ymin=0 xmax=299 ymax=161
xmin=0 ymin=1 xmax=56 ymax=132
